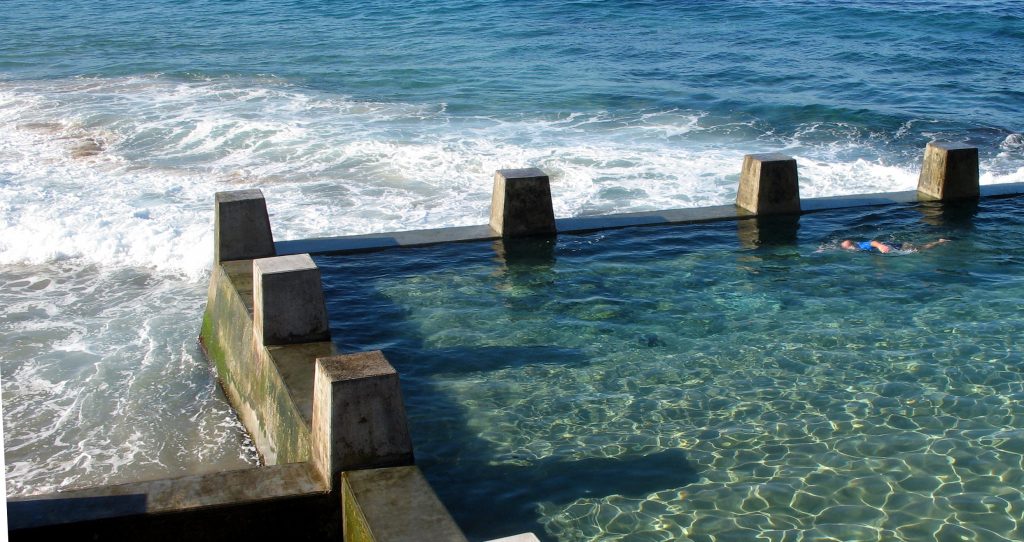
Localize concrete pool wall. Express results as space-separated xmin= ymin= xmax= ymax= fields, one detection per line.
xmin=7 ymin=142 xmax=1020 ymax=541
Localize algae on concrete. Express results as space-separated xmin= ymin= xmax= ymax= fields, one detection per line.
xmin=199 ymin=260 xmax=324 ymax=466
xmin=342 ymin=466 xmax=468 ymax=542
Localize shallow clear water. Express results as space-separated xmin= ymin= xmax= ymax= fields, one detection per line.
xmin=320 ymin=196 xmax=1024 ymax=542
xmin=3 ymin=0 xmax=1023 ymax=495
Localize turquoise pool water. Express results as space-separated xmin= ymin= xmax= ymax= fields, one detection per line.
xmin=318 ymin=197 xmax=1024 ymax=542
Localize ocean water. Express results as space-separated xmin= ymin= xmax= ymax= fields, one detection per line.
xmin=318 ymin=198 xmax=1024 ymax=541
xmin=1 ymin=0 xmax=1022 ymax=502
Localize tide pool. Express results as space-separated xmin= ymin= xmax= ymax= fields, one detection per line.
xmin=320 ymin=197 xmax=1024 ymax=541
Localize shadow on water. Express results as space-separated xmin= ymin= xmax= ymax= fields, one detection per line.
xmin=736 ymin=214 xmax=800 ymax=249
xmin=316 ymin=237 xmax=701 ymax=542
xmin=442 ymin=449 xmax=699 ymax=542
xmin=492 ymin=236 xmax=558 ymax=268
xmin=916 ymin=198 xmax=979 ymax=230
xmin=393 ymin=346 xmax=589 ymax=377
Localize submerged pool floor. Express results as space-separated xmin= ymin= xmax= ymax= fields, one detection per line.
xmin=318 ymin=197 xmax=1024 ymax=542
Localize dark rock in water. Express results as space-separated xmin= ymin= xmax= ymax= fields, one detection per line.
xmin=641 ymin=333 xmax=666 ymax=347
xmin=72 ymin=138 xmax=104 ymax=158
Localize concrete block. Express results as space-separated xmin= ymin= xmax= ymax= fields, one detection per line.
xmin=343 ymin=466 xmax=468 ymax=542
xmin=253 ymin=254 xmax=330 ymax=346
xmin=736 ymin=153 xmax=801 ymax=215
xmin=214 ymin=189 xmax=276 ymax=262
xmin=312 ymin=351 xmax=414 ymax=487
xmin=917 ymin=142 xmax=979 ymax=200
xmin=490 ymin=168 xmax=556 ymax=237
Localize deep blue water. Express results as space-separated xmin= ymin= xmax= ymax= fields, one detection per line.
xmin=5 ymin=1 xmax=1024 ymax=133
xmin=2 ymin=0 xmax=1023 ymax=519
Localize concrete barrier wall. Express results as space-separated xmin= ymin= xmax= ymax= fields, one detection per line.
xmin=200 ymin=259 xmax=328 ymax=466
xmin=276 ymin=143 xmax=1010 ymax=258
xmin=8 ymin=463 xmax=334 ymax=541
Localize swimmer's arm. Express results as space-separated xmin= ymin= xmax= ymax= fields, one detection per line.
xmin=918 ymin=239 xmax=950 ymax=250
xmin=871 ymin=241 xmax=892 ymax=253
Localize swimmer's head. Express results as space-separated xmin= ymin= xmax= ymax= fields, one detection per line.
xmin=840 ymin=240 xmax=856 ymax=250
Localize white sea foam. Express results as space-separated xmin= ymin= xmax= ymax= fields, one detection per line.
xmin=5 ymin=75 xmax=1021 ymax=266
xmin=1 ymin=263 xmax=258 ymax=496
xmin=1001 ymin=133 xmax=1024 ymax=152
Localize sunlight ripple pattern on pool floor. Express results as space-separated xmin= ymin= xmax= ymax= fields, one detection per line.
xmin=320 ymin=199 xmax=1024 ymax=542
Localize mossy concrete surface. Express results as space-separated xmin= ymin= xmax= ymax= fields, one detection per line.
xmin=342 ymin=466 xmax=468 ymax=542
xmin=200 ymin=259 xmax=334 ymax=466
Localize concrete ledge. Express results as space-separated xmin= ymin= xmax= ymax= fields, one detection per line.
xmin=342 ymin=466 xmax=468 ymax=542
xmin=200 ymin=259 xmax=331 ymax=466
xmin=275 ymin=225 xmax=498 ymax=256
xmin=273 ymin=183 xmax=1024 ymax=257
xmin=8 ymin=463 xmax=336 ymax=541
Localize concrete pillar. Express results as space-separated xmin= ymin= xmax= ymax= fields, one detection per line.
xmin=214 ymin=189 xmax=276 ymax=262
xmin=252 ymin=254 xmax=330 ymax=346
xmin=490 ymin=168 xmax=556 ymax=237
xmin=917 ymin=142 xmax=979 ymax=201
xmin=312 ymin=351 xmax=414 ymax=488
xmin=735 ymin=153 xmax=801 ymax=215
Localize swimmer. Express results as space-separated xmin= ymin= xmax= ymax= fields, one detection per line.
xmin=840 ymin=238 xmax=949 ymax=253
